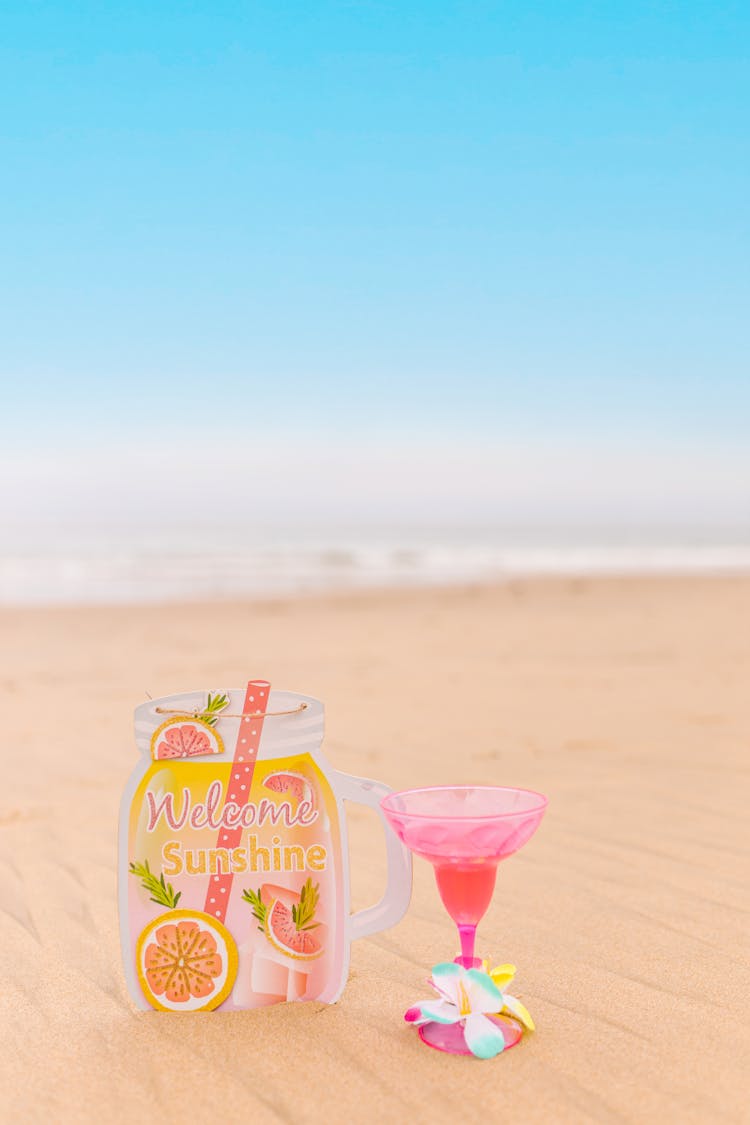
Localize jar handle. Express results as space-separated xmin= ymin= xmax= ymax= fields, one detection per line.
xmin=332 ymin=771 xmax=412 ymax=941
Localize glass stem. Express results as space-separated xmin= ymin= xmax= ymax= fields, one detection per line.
xmin=457 ymin=924 xmax=477 ymax=968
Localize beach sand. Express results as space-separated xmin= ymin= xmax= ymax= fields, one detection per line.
xmin=0 ymin=576 xmax=748 ymax=1124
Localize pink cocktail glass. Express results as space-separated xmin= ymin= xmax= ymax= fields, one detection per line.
xmin=380 ymin=785 xmax=548 ymax=1055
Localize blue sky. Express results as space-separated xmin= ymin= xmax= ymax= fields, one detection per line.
xmin=1 ymin=1 xmax=748 ymax=534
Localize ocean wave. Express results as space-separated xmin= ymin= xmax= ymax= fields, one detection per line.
xmin=1 ymin=536 xmax=750 ymax=605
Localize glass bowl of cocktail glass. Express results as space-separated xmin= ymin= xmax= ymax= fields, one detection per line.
xmin=380 ymin=785 xmax=548 ymax=1055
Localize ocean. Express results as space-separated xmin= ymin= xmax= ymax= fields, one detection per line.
xmin=1 ymin=526 xmax=749 ymax=605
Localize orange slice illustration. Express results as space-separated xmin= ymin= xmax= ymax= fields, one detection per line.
xmin=136 ymin=909 xmax=238 ymax=1011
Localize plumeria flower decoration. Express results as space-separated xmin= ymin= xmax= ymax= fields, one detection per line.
xmin=405 ymin=961 xmax=535 ymax=1059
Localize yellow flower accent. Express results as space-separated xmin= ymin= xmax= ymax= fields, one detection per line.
xmin=487 ymin=962 xmax=517 ymax=991
xmin=481 ymin=960 xmax=536 ymax=1032
xmin=457 ymin=980 xmax=472 ymax=1016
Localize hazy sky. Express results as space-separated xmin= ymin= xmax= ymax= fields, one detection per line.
xmin=1 ymin=2 xmax=748 ymax=536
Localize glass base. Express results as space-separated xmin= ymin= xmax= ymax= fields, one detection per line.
xmin=418 ymin=1015 xmax=523 ymax=1056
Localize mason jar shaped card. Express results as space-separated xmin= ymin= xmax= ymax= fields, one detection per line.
xmin=119 ymin=680 xmax=412 ymax=1011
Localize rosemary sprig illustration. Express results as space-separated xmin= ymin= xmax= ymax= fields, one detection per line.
xmin=241 ymin=887 xmax=267 ymax=931
xmin=242 ymin=879 xmax=321 ymax=932
xmin=203 ymin=692 xmax=230 ymax=726
xmin=129 ymin=859 xmax=182 ymax=908
xmin=292 ymin=878 xmax=321 ymax=932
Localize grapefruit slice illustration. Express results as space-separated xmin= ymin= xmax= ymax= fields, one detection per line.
xmin=260 ymin=883 xmax=299 ymax=909
xmin=264 ymin=899 xmax=323 ymax=961
xmin=151 ymin=717 xmax=224 ymax=761
xmin=136 ymin=909 xmax=238 ymax=1011
xmin=262 ymin=770 xmax=312 ymax=804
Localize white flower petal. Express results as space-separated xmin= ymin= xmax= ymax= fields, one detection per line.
xmin=430 ymin=961 xmax=463 ymax=1005
xmin=463 ymin=1013 xmax=507 ymax=1059
xmin=464 ymin=968 xmax=504 ymax=1014
xmin=405 ymin=1003 xmax=431 ymax=1026
xmin=419 ymin=999 xmax=460 ymax=1025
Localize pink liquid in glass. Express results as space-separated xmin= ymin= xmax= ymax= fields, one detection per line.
xmin=434 ymin=862 xmax=498 ymax=926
